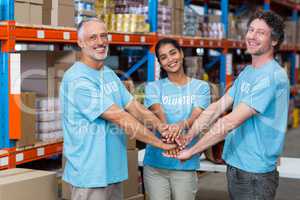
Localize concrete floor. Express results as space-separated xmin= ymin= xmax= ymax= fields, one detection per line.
xmin=196 ymin=128 xmax=300 ymax=200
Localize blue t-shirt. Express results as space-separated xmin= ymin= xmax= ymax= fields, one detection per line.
xmin=143 ymin=78 xmax=210 ymax=170
xmin=222 ymin=59 xmax=290 ymax=173
xmin=60 ymin=62 xmax=133 ymax=187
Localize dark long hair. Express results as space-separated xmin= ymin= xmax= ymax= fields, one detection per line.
xmin=155 ymin=38 xmax=186 ymax=78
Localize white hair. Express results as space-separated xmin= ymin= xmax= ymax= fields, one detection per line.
xmin=77 ymin=18 xmax=106 ymax=39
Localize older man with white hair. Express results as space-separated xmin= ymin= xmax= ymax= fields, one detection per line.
xmin=60 ymin=18 xmax=176 ymax=200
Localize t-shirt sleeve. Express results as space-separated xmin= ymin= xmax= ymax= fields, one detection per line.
xmin=193 ymin=82 xmax=211 ymax=109
xmin=241 ymin=76 xmax=275 ymax=113
xmin=115 ymin=77 xmax=134 ymax=107
xmin=71 ymin=78 xmax=114 ymax=122
xmin=228 ymin=78 xmax=239 ymax=98
xmin=144 ymin=82 xmax=161 ymax=108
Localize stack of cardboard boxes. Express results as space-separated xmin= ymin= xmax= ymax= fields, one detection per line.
xmin=36 ymin=98 xmax=62 ymax=142
xmin=43 ymin=0 xmax=75 ymax=27
xmin=15 ymin=0 xmax=44 ymax=25
xmin=20 ymin=51 xmax=78 ymax=143
xmin=16 ymin=92 xmax=37 ymax=148
xmin=15 ymin=0 xmax=75 ymax=27
xmin=168 ymin=0 xmax=184 ymax=35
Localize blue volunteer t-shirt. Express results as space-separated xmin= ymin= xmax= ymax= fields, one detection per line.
xmin=143 ymin=78 xmax=210 ymax=170
xmin=223 ymin=59 xmax=290 ymax=173
xmin=60 ymin=62 xmax=133 ymax=187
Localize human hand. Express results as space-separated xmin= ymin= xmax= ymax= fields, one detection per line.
xmin=162 ymin=146 xmax=181 ymax=158
xmin=160 ymin=142 xmax=177 ymax=151
xmin=163 ymin=148 xmax=193 ymax=162
xmin=157 ymin=123 xmax=169 ymax=138
xmin=161 ymin=122 xmax=185 ymax=143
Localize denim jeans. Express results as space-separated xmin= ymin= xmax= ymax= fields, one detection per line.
xmin=226 ymin=165 xmax=279 ymax=200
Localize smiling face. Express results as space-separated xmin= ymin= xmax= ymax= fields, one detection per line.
xmin=245 ymin=19 xmax=277 ymax=56
xmin=77 ymin=21 xmax=109 ymax=62
xmin=157 ymin=43 xmax=184 ymax=74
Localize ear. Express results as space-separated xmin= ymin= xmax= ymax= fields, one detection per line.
xmin=271 ymin=40 xmax=278 ymax=47
xmin=77 ymin=39 xmax=84 ymax=49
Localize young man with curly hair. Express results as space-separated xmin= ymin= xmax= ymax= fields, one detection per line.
xmin=166 ymin=11 xmax=289 ymax=200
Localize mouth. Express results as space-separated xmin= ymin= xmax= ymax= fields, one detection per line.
xmin=167 ymin=61 xmax=179 ymax=68
xmin=94 ymin=46 xmax=106 ymax=53
xmin=246 ymin=40 xmax=260 ymax=49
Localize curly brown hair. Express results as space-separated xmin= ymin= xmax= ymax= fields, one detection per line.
xmin=247 ymin=11 xmax=285 ymax=51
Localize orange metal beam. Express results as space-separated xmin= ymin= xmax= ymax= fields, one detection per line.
xmin=0 ymin=141 xmax=63 ymax=170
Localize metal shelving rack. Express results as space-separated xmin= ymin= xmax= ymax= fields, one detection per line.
xmin=0 ymin=0 xmax=299 ymax=169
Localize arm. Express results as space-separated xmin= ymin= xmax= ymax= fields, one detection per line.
xmin=101 ymin=104 xmax=175 ymax=150
xmin=187 ymin=92 xmax=234 ymax=138
xmin=179 ymin=107 xmax=203 ymax=129
xmin=174 ymin=102 xmax=257 ymax=160
xmin=125 ymin=100 xmax=169 ymax=135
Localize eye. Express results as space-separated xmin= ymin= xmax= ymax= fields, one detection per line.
xmin=170 ymin=50 xmax=177 ymax=55
xmin=248 ymin=28 xmax=254 ymax=33
xmin=159 ymin=55 xmax=167 ymax=61
xmin=90 ymin=34 xmax=97 ymax=41
xmin=257 ymin=31 xmax=265 ymax=36
xmin=100 ymin=33 xmax=108 ymax=40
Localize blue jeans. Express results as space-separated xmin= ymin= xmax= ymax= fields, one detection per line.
xmin=226 ymin=165 xmax=279 ymax=200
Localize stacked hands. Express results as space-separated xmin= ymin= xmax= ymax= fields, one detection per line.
xmin=158 ymin=123 xmax=194 ymax=162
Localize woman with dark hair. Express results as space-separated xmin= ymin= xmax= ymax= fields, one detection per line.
xmin=143 ymin=38 xmax=211 ymax=200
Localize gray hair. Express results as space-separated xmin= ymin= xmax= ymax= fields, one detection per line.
xmin=77 ymin=18 xmax=106 ymax=39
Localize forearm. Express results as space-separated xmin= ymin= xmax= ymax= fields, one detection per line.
xmin=126 ymin=100 xmax=165 ymax=131
xmin=188 ymin=116 xmax=234 ymax=155
xmin=117 ymin=112 xmax=165 ymax=149
xmin=188 ymin=102 xmax=221 ymax=136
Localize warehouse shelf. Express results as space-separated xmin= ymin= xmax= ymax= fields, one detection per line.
xmin=0 ymin=22 xmax=155 ymax=50
xmin=0 ymin=140 xmax=63 ymax=170
xmin=1 ymin=22 xmax=300 ymax=51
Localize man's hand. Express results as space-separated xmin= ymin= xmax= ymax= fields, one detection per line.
xmin=175 ymin=132 xmax=195 ymax=148
xmin=161 ymin=122 xmax=185 ymax=143
xmin=157 ymin=123 xmax=170 ymax=137
xmin=176 ymin=149 xmax=194 ymax=161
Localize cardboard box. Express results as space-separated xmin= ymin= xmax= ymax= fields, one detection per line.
xmin=59 ymin=0 xmax=74 ymax=6
xmin=21 ymin=52 xmax=50 ymax=79
xmin=22 ymin=78 xmax=48 ymax=97
xmin=62 ymin=180 xmax=71 ymax=200
xmin=123 ymin=149 xmax=139 ymax=198
xmin=17 ymin=92 xmax=36 ymax=147
xmin=43 ymin=0 xmax=75 ymax=27
xmin=15 ymin=0 xmax=30 ymax=2
xmin=55 ymin=5 xmax=75 ymax=27
xmin=0 ymin=168 xmax=58 ymax=200
xmin=30 ymin=0 xmax=43 ymax=4
xmin=30 ymin=4 xmax=43 ymax=25
xmin=15 ymin=2 xmax=30 ymax=24
xmin=125 ymin=194 xmax=144 ymax=200
xmin=127 ymin=136 xmax=136 ymax=150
